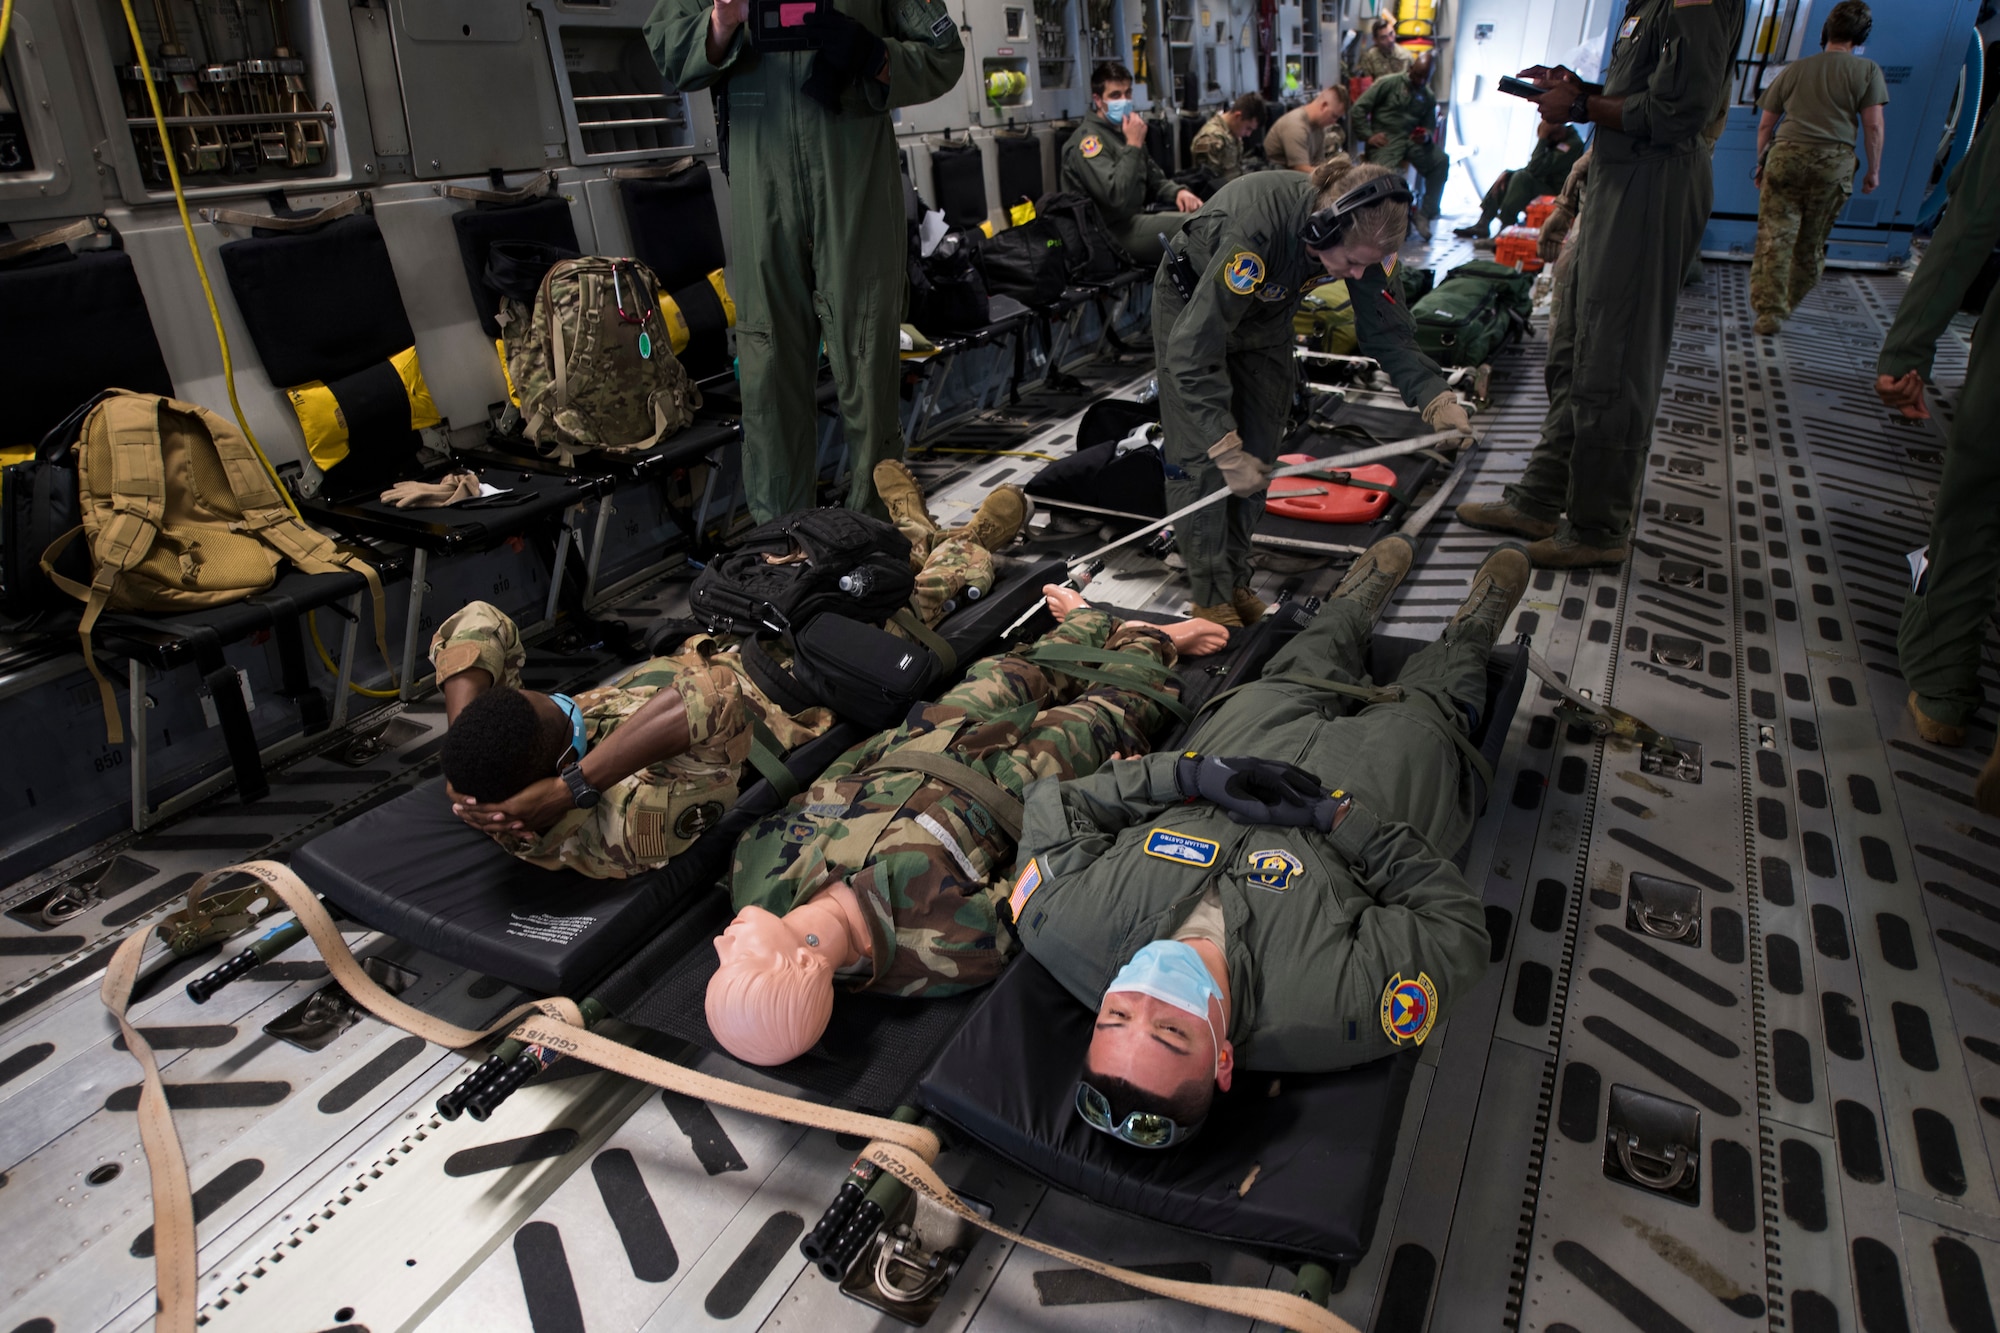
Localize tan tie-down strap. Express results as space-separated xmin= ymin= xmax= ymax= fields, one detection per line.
xmin=607 ymin=157 xmax=702 ymax=181
xmin=205 ymin=192 xmax=366 ymax=232
xmin=443 ymin=170 xmax=558 ymax=205
xmin=0 ymin=215 xmax=105 ymax=263
xmin=108 ymin=860 xmax=1358 ymax=1333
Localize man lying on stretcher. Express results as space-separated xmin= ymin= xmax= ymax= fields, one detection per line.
xmin=1015 ymin=535 xmax=1530 ymax=1148
xmin=435 ymin=465 xmax=1030 ymax=879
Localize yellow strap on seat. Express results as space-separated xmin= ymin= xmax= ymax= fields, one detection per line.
xmin=105 ymin=860 xmax=1360 ymax=1333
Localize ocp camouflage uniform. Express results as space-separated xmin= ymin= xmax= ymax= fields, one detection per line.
xmin=728 ymin=606 xmax=1180 ymax=996
xmin=432 ymin=601 xmax=835 ymax=879
xmin=886 ymin=501 xmax=997 ymax=628
xmin=1750 ymin=141 xmax=1857 ymax=319
xmin=1352 ymin=72 xmax=1447 ymax=220
xmin=1189 ymin=112 xmax=1245 ymax=182
xmin=1354 ymin=43 xmax=1411 ymax=81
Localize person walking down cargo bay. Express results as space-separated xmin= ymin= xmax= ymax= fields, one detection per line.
xmin=647 ymin=0 xmax=964 ymax=522
xmin=1457 ymin=0 xmax=1745 ymax=570
xmin=1062 ymin=62 xmax=1204 ymax=266
xmin=1749 ymin=1 xmax=1885 ymax=334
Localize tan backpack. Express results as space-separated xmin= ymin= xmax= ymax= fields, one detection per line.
xmin=41 ymin=390 xmax=392 ymax=743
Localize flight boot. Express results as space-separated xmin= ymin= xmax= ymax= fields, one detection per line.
xmin=1452 ymin=219 xmax=1492 ymax=239
xmin=873 ymin=459 xmax=939 ymax=537
xmin=1455 ymin=498 xmax=1557 ymax=540
xmin=1190 ymin=601 xmax=1245 ymax=628
xmin=1230 ymin=587 xmax=1268 ymax=624
xmin=1330 ymin=533 xmax=1415 ymax=622
xmin=1451 ymin=541 xmax=1532 ymax=641
xmin=1908 ymin=692 xmax=1966 ymax=747
xmin=947 ymin=484 xmax=1034 ymax=552
xmin=1525 ymin=532 xmax=1629 ymax=569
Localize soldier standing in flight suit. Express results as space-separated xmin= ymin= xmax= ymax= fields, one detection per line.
xmin=647 ymin=0 xmax=964 ymax=522
xmin=1352 ymin=53 xmax=1447 ymax=239
xmin=1456 ymin=0 xmax=1745 ymax=569
xmin=1061 ymin=61 xmax=1204 ymax=266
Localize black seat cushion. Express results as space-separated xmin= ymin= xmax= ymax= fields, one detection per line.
xmin=619 ymin=168 xmax=730 ymax=381
xmin=917 ymin=953 xmax=1419 ymax=1265
xmin=929 ymin=141 xmax=989 ymax=231
xmin=296 ymin=466 xmax=600 ymax=554
xmin=91 ymin=559 xmax=407 ymax=671
xmin=0 ymin=250 xmax=176 ymax=448
xmin=995 ymin=132 xmax=1043 ymax=214
xmin=450 ymin=197 xmax=582 ymax=341
xmin=218 ymin=214 xmax=417 ymax=387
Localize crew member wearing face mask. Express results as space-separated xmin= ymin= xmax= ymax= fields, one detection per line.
xmin=1061 ymin=61 xmax=1204 ymax=265
xmin=1014 ymin=534 xmax=1533 ymax=1149
xmin=1151 ymin=158 xmax=1469 ymax=628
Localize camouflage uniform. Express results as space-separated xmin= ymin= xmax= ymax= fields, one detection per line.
xmin=431 ymin=602 xmax=835 ymax=879
xmin=1354 ymin=43 xmax=1412 ymax=82
xmin=1189 ymin=112 xmax=1246 ymax=182
xmin=728 ymin=607 xmax=1180 ymax=996
xmin=1750 ymin=141 xmax=1856 ymax=319
xmin=887 ymin=504 xmax=997 ymax=628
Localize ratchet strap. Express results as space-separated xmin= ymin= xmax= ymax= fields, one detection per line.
xmin=106 ymin=860 xmax=1359 ymax=1333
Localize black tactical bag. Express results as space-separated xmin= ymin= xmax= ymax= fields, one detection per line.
xmin=974 ymin=218 xmax=1070 ymax=306
xmin=690 ymin=508 xmax=915 ymax=634
xmin=1035 ymin=192 xmax=1130 ymax=283
xmin=743 ymin=612 xmax=942 ymax=730
xmin=2 ymin=392 xmax=109 ymax=618
xmin=909 ymin=229 xmax=992 ymax=334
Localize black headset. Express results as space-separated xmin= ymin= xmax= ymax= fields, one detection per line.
xmin=1300 ymin=174 xmax=1414 ymax=250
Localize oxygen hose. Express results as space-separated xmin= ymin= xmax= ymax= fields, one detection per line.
xmin=118 ymin=0 xmax=397 ymax=698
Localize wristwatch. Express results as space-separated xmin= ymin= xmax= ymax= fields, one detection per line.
xmin=560 ymin=763 xmax=602 ymax=810
xmin=1567 ymin=92 xmax=1591 ymax=124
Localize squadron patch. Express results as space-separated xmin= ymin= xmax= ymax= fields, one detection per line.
xmin=1379 ymin=971 xmax=1439 ymax=1046
xmin=1245 ymin=847 xmax=1303 ymax=891
xmin=1008 ymin=857 xmax=1043 ymax=918
xmin=674 ymin=800 xmax=727 ymax=841
xmin=1144 ymin=829 xmax=1221 ymax=867
xmin=1223 ymin=250 xmax=1265 ymax=294
xmin=1256 ymin=282 xmax=1293 ymax=304
xmin=1080 ymin=134 xmax=1103 ymax=159
xmin=782 ymin=819 xmax=817 ymax=844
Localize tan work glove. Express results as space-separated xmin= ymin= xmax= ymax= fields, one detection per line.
xmin=1421 ymin=392 xmax=1473 ymax=437
xmin=1537 ymin=204 xmax=1574 ymax=262
xmin=381 ymin=471 xmax=482 ymax=508
xmin=1206 ymin=431 xmax=1270 ymax=498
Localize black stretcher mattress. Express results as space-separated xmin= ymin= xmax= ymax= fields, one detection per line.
xmin=290 ymin=559 xmax=1071 ymax=994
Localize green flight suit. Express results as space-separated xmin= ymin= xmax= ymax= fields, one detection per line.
xmin=1879 ymin=126 xmax=2000 ymax=729
xmin=1153 ymin=171 xmax=1449 ymax=605
xmin=1503 ymin=0 xmax=1744 ymax=549
xmin=1475 ymin=127 xmax=1585 ymax=229
xmin=647 ymin=0 xmax=964 ymax=522
xmin=1060 ymin=112 xmax=1189 ymax=265
xmin=1012 ymin=596 xmax=1494 ymax=1071
xmin=1353 ymin=73 xmax=1448 ymax=220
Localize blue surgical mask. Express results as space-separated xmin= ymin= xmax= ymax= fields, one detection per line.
xmin=549 ymin=692 xmax=588 ymax=767
xmin=1105 ymin=97 xmax=1134 ymax=125
xmin=1105 ymin=940 xmax=1223 ymax=1071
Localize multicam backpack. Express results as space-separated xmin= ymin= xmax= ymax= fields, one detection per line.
xmin=505 ymin=255 xmax=702 ymax=465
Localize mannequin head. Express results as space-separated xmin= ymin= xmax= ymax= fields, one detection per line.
xmin=705 ymin=906 xmax=837 ymax=1066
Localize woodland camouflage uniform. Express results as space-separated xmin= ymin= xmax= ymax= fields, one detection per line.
xmin=431 ymin=602 xmax=834 ymax=878
xmin=727 ymin=606 xmax=1180 ymax=996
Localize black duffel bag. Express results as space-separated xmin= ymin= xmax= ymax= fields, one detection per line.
xmin=1036 ymin=192 xmax=1130 ymax=283
xmin=690 ymin=508 xmax=915 ymax=634
xmin=743 ymin=612 xmax=942 ymax=731
xmin=2 ymin=391 xmax=109 ymax=618
xmin=910 ymin=229 xmax=992 ymax=335
xmin=975 ymin=218 xmax=1070 ymax=306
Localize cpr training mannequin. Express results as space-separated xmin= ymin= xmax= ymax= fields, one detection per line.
xmin=704 ymin=584 xmax=1227 ymax=1066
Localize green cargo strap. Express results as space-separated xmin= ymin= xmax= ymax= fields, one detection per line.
xmin=747 ymin=716 xmax=801 ymax=801
xmin=1266 ymin=672 xmax=1495 ymax=793
xmin=892 ymin=608 xmax=958 ymax=675
xmin=1020 ymin=642 xmax=1191 ymax=722
xmin=861 ymin=749 xmax=1024 ymax=843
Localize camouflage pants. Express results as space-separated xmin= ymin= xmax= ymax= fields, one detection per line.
xmin=431 ymin=601 xmax=833 ymax=878
xmin=900 ymin=532 xmax=996 ymax=628
xmin=1751 ymin=142 xmax=1854 ymax=318
xmin=727 ymin=607 xmax=1180 ymax=996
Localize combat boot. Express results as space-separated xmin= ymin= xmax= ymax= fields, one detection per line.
xmin=1526 ymin=532 xmax=1629 ymax=569
xmin=1451 ymin=541 xmax=1531 ymax=640
xmin=1191 ymin=601 xmax=1244 ymax=628
xmin=1230 ymin=587 xmax=1267 ymax=624
xmin=1456 ymin=498 xmax=1557 ymax=540
xmin=1412 ymin=214 xmax=1435 ymax=240
xmin=947 ymin=484 xmax=1033 ymax=552
xmin=1330 ymin=534 xmax=1415 ymax=622
xmin=1754 ymin=312 xmax=1781 ymax=335
xmin=1452 ymin=220 xmax=1491 ymax=239
xmin=873 ymin=459 xmax=939 ymax=536
xmin=1909 ymin=692 xmax=1966 ymax=747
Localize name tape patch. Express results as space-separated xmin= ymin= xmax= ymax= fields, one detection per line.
xmin=1144 ymin=829 xmax=1221 ymax=867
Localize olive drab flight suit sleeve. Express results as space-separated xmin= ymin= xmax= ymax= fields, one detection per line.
xmin=1348 ymin=266 xmax=1451 ymax=410
xmin=1159 ymin=221 xmax=1278 ymax=450
xmin=1878 ymin=127 xmax=2000 ymax=730
xmin=647 ymin=0 xmax=747 ymax=88
xmin=1616 ymin=0 xmax=1742 ymax=149
xmin=1350 ymin=78 xmax=1388 ymax=142
xmin=862 ymin=0 xmax=965 ymax=110
xmin=1067 ymin=131 xmax=1179 ymax=223
xmin=1016 ymin=750 xmax=1184 ymax=889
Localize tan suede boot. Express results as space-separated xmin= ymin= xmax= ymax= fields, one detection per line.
xmin=1908 ymin=692 xmax=1967 ymax=747
xmin=947 ymin=484 xmax=1033 ymax=552
xmin=872 ymin=459 xmax=939 ymax=536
